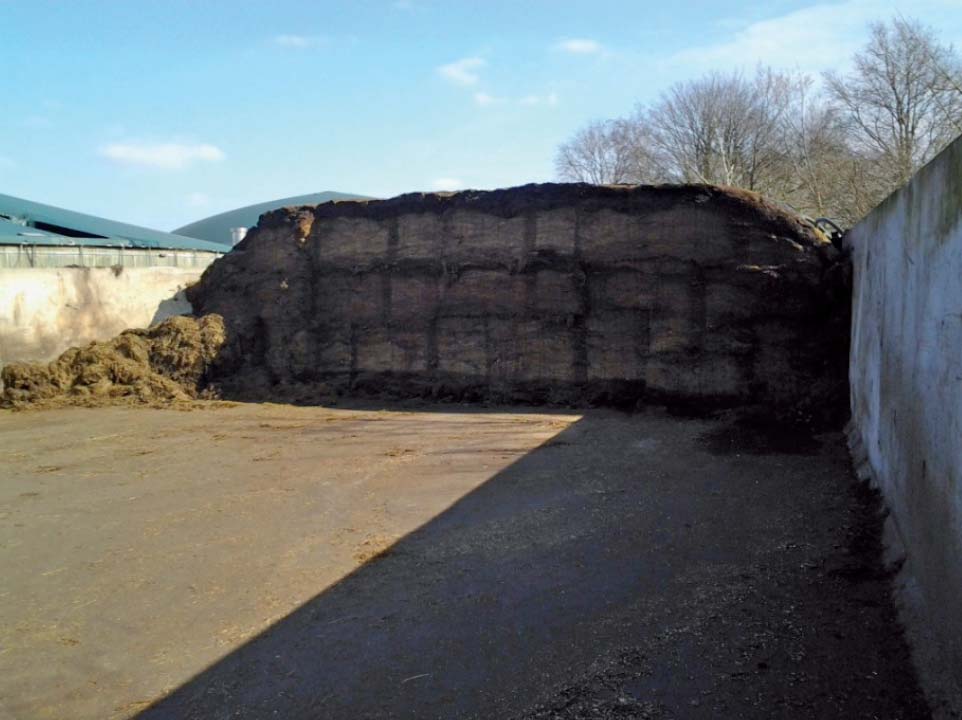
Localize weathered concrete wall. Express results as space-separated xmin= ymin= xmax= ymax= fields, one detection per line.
xmin=193 ymin=184 xmax=848 ymax=418
xmin=847 ymin=135 xmax=962 ymax=705
xmin=0 ymin=266 xmax=209 ymax=367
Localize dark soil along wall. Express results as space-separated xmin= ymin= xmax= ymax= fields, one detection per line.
xmin=191 ymin=183 xmax=849 ymax=419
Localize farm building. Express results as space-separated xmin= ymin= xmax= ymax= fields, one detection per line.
xmin=0 ymin=193 xmax=225 ymax=367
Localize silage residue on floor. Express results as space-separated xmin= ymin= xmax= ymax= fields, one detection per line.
xmin=0 ymin=314 xmax=226 ymax=409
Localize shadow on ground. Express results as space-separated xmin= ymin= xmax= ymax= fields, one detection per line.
xmin=136 ymin=409 xmax=929 ymax=720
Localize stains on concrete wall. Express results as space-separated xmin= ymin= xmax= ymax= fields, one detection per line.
xmin=0 ymin=267 xmax=203 ymax=367
xmin=847 ymin=135 xmax=962 ymax=711
xmin=191 ymin=183 xmax=848 ymax=420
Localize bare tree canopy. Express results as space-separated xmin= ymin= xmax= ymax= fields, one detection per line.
xmin=646 ymin=68 xmax=794 ymax=191
xmin=555 ymin=15 xmax=962 ymax=227
xmin=554 ymin=119 xmax=663 ymax=184
xmin=824 ymin=17 xmax=962 ymax=187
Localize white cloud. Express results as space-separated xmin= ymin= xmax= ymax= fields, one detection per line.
xmin=186 ymin=192 xmax=210 ymax=208
xmin=665 ymin=0 xmax=962 ymax=75
xmin=99 ymin=142 xmax=225 ymax=170
xmin=431 ymin=177 xmax=463 ymax=191
xmin=273 ymin=34 xmax=324 ymax=48
xmin=474 ymin=92 xmax=505 ymax=107
xmin=555 ymin=38 xmax=603 ymax=54
xmin=437 ymin=57 xmax=485 ymax=86
xmin=519 ymin=92 xmax=559 ymax=107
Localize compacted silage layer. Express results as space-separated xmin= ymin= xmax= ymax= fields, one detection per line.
xmin=1 ymin=183 xmax=852 ymax=421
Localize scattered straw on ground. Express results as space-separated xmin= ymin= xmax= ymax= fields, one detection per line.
xmin=1 ymin=315 xmax=226 ymax=409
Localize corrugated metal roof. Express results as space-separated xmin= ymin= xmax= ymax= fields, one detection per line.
xmin=0 ymin=217 xmax=58 ymax=241
xmin=0 ymin=193 xmax=226 ymax=252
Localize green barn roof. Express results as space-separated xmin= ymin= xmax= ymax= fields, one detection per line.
xmin=0 ymin=193 xmax=226 ymax=252
xmin=175 ymin=191 xmax=371 ymax=245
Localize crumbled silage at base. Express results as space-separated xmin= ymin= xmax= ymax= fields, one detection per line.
xmin=1 ymin=314 xmax=226 ymax=409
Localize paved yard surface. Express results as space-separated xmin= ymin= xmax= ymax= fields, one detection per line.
xmin=0 ymin=403 xmax=929 ymax=719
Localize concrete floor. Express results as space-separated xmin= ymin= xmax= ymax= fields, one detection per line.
xmin=0 ymin=403 xmax=929 ymax=719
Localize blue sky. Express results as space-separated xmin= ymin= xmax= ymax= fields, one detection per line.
xmin=3 ymin=0 xmax=962 ymax=230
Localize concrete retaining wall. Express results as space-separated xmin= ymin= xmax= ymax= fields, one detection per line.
xmin=0 ymin=265 xmax=210 ymax=367
xmin=847 ymin=135 xmax=962 ymax=707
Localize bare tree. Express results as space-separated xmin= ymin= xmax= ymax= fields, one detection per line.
xmin=824 ymin=17 xmax=962 ymax=189
xmin=554 ymin=16 xmax=962 ymax=227
xmin=645 ymin=76 xmax=722 ymax=184
xmin=554 ymin=119 xmax=663 ymax=184
xmin=773 ymin=77 xmax=878 ymax=225
xmin=897 ymin=16 xmax=962 ymax=131
xmin=646 ymin=68 xmax=793 ymax=192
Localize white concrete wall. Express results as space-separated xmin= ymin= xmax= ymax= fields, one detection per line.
xmin=847 ymin=134 xmax=962 ymax=705
xmin=0 ymin=265 xmax=209 ymax=367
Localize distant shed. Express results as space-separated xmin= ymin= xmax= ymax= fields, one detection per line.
xmin=0 ymin=193 xmax=225 ymax=269
xmin=0 ymin=194 xmax=225 ymax=366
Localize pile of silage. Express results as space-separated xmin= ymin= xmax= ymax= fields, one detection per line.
xmin=1 ymin=314 xmax=226 ymax=408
